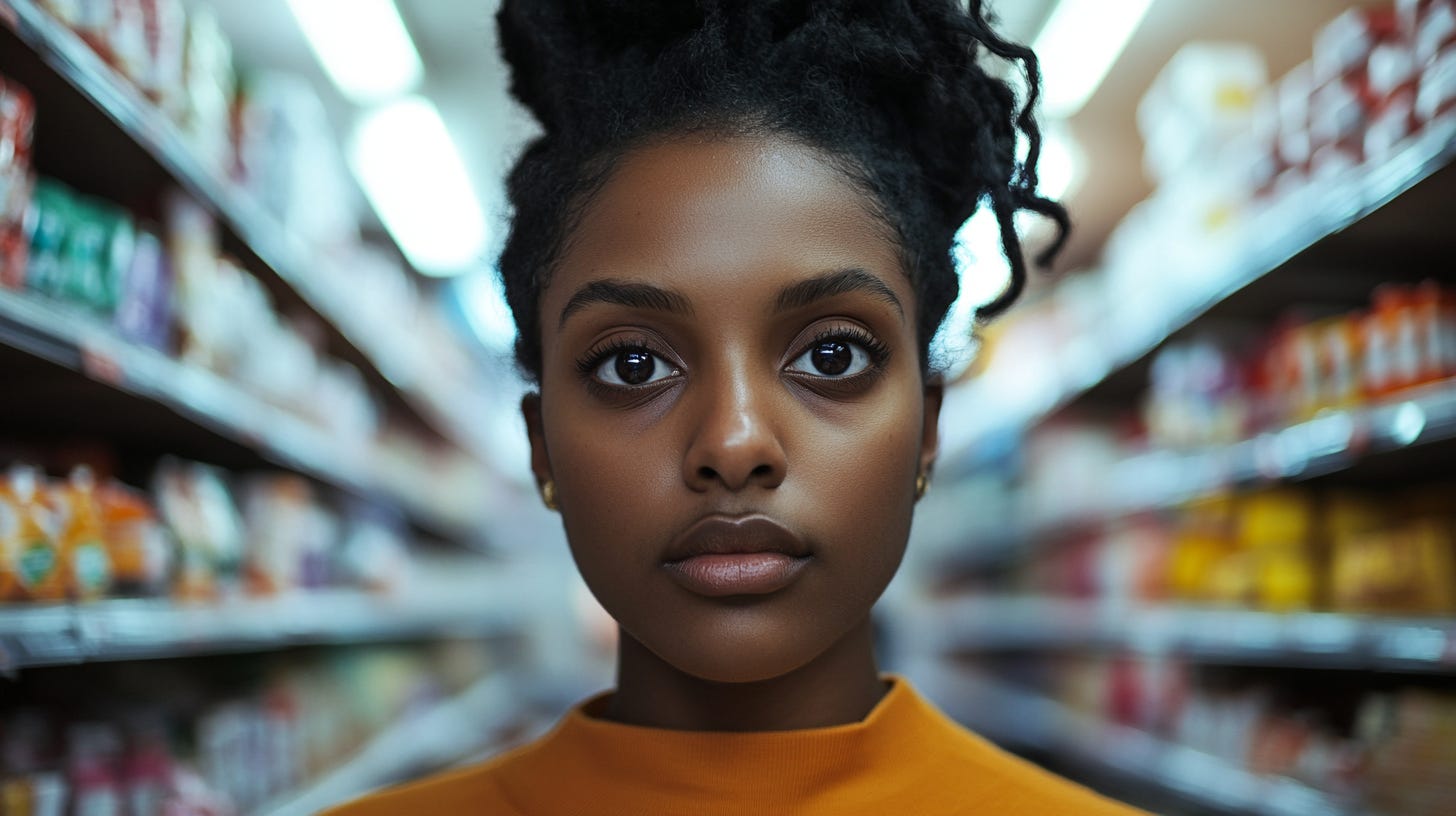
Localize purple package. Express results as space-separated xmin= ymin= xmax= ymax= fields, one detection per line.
xmin=114 ymin=228 xmax=174 ymax=351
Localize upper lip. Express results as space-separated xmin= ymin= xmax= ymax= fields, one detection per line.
xmin=662 ymin=515 xmax=810 ymax=563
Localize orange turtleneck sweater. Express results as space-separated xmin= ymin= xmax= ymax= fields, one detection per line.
xmin=326 ymin=677 xmax=1145 ymax=815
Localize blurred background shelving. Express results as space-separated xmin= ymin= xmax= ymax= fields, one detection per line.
xmin=2 ymin=0 xmax=1454 ymax=813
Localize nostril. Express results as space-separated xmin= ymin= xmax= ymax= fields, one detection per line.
xmin=750 ymin=464 xmax=774 ymax=479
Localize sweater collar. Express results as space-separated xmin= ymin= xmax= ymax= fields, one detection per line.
xmin=494 ymin=676 xmax=953 ymax=813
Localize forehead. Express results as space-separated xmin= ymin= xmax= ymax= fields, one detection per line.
xmin=549 ymin=135 xmax=906 ymax=305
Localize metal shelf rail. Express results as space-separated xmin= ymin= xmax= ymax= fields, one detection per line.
xmin=0 ymin=573 xmax=528 ymax=672
xmin=941 ymin=378 xmax=1456 ymax=568
xmin=908 ymin=596 xmax=1456 ymax=673
xmin=0 ymin=288 xmax=482 ymax=539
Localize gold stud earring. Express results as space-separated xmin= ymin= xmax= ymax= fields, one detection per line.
xmin=915 ymin=472 xmax=930 ymax=501
xmin=540 ymin=480 xmax=559 ymax=511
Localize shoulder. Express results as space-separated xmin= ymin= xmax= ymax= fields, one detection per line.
xmin=320 ymin=744 xmax=529 ymax=816
xmin=905 ymin=691 xmax=1149 ymax=815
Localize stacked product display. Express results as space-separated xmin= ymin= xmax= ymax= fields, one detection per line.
xmin=0 ymin=640 xmax=503 ymax=816
xmin=0 ymin=2 xmax=547 ymax=811
xmin=0 ymin=458 xmax=411 ymax=605
xmin=982 ymin=483 xmax=1455 ymax=616
xmin=1145 ymin=281 xmax=1456 ymax=449
xmin=944 ymin=656 xmax=1456 ymax=816
xmin=950 ymin=0 xmax=1456 ymax=452
xmin=908 ymin=3 xmax=1456 ymax=814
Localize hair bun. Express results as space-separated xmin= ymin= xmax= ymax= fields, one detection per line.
xmin=498 ymin=1 xmax=715 ymax=132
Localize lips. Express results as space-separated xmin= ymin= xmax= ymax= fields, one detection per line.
xmin=662 ymin=516 xmax=811 ymax=598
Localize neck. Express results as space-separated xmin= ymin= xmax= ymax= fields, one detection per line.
xmin=605 ymin=617 xmax=887 ymax=732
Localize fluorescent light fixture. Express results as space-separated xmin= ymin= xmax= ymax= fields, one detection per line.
xmin=1034 ymin=0 xmax=1155 ymax=118
xmin=286 ymin=0 xmax=423 ymax=103
xmin=456 ymin=271 xmax=517 ymax=353
xmin=351 ymin=97 xmax=488 ymax=275
xmin=1024 ymin=128 xmax=1083 ymax=201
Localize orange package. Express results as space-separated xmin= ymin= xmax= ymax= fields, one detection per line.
xmin=0 ymin=467 xmax=64 ymax=603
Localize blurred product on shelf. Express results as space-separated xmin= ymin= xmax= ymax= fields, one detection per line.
xmin=231 ymin=72 xmax=356 ymax=250
xmin=1137 ymin=43 xmax=1267 ymax=188
xmin=0 ymin=641 xmax=498 ymax=816
xmin=962 ymin=0 xmax=1456 ymax=453
xmin=1145 ymin=281 xmax=1456 ymax=449
xmin=0 ymin=73 xmax=34 ymax=290
xmin=1049 ymin=657 xmax=1456 ymax=815
xmin=1 ymin=454 xmax=412 ymax=607
xmin=0 ymin=467 xmax=64 ymax=603
xmin=237 ymin=474 xmax=337 ymax=595
xmin=4 ymin=0 xmax=501 ymax=476
xmin=1005 ymin=482 xmax=1456 ymax=617
xmin=152 ymin=459 xmax=242 ymax=603
xmin=9 ymin=171 xmax=384 ymax=446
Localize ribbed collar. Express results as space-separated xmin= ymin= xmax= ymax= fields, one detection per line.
xmin=493 ymin=676 xmax=957 ymax=815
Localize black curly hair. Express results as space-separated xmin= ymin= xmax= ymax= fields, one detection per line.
xmin=496 ymin=0 xmax=1069 ymax=381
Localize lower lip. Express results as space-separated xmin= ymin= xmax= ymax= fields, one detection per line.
xmin=664 ymin=553 xmax=809 ymax=597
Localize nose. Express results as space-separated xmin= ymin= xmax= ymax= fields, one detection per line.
xmin=681 ymin=362 xmax=787 ymax=493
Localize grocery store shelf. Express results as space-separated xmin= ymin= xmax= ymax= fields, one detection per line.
xmin=939 ymin=116 xmax=1456 ymax=475
xmin=0 ymin=0 xmax=492 ymax=459
xmin=0 ymin=578 xmax=527 ymax=672
xmin=255 ymin=672 xmax=538 ymax=816
xmin=909 ymin=596 xmax=1456 ymax=673
xmin=0 ymin=287 xmax=482 ymax=540
xmin=911 ymin=663 xmax=1374 ymax=816
xmin=950 ymin=378 xmax=1456 ymax=565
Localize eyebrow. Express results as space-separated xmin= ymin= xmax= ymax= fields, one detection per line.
xmin=774 ymin=268 xmax=904 ymax=320
xmin=559 ymin=279 xmax=696 ymax=328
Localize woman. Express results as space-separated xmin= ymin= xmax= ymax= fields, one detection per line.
xmin=333 ymin=1 xmax=1144 ymax=813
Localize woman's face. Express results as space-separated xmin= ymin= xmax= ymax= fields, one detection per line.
xmin=524 ymin=134 xmax=940 ymax=684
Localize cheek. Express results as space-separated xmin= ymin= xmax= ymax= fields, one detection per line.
xmin=542 ymin=398 xmax=680 ymax=571
xmin=795 ymin=385 xmax=923 ymax=569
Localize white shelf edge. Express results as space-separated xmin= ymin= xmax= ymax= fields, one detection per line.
xmin=943 ymin=379 xmax=1456 ymax=563
xmin=0 ymin=582 xmax=527 ymax=671
xmin=909 ymin=596 xmax=1456 ymax=673
xmin=0 ymin=288 xmax=483 ymax=539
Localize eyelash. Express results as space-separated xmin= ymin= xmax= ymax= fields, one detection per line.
xmin=797 ymin=326 xmax=891 ymax=374
xmin=574 ymin=336 xmax=660 ymax=379
xmin=573 ymin=325 xmax=892 ymax=395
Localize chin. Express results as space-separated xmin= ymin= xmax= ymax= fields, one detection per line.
xmin=640 ymin=614 xmax=835 ymax=685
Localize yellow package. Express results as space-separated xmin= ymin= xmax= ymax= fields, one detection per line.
xmin=1238 ymin=489 xmax=1318 ymax=612
xmin=1167 ymin=494 xmax=1237 ymax=603
xmin=56 ymin=467 xmax=112 ymax=602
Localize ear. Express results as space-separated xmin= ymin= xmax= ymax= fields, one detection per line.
xmin=919 ymin=375 xmax=943 ymax=478
xmin=521 ymin=392 xmax=554 ymax=489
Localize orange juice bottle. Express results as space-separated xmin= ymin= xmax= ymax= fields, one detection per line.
xmin=58 ymin=467 xmax=112 ymax=601
xmin=0 ymin=473 xmax=20 ymax=601
xmin=0 ymin=467 xmax=64 ymax=602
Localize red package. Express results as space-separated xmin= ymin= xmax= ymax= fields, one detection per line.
xmin=1 ymin=75 xmax=36 ymax=289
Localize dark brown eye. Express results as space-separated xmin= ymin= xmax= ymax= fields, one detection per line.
xmin=616 ymin=350 xmax=655 ymax=384
xmin=592 ymin=347 xmax=679 ymax=387
xmin=811 ymin=341 xmax=852 ymax=375
xmin=788 ymin=338 xmax=871 ymax=378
